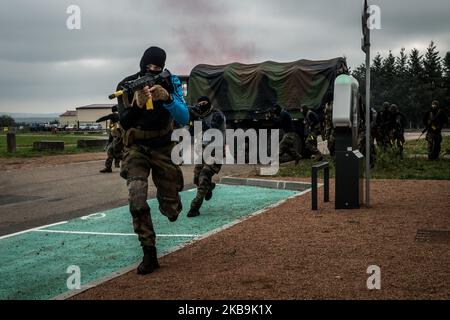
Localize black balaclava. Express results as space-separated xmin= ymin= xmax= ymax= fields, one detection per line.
xmin=197 ymin=96 xmax=212 ymax=114
xmin=301 ymin=105 xmax=309 ymax=115
xmin=140 ymin=46 xmax=166 ymax=75
xmin=273 ymin=104 xmax=282 ymax=115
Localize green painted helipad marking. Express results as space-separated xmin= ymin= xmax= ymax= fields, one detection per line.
xmin=0 ymin=184 xmax=302 ymax=300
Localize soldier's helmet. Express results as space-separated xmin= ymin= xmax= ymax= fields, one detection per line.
xmin=272 ymin=104 xmax=282 ymax=115
xmin=382 ymin=101 xmax=390 ymax=110
xmin=431 ymin=100 xmax=439 ymax=108
xmin=301 ymin=105 xmax=309 ymax=114
xmin=390 ymin=104 xmax=399 ymax=113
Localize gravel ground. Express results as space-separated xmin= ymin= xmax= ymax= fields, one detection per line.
xmin=0 ymin=152 xmax=105 ymax=171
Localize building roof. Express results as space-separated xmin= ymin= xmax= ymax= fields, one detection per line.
xmin=59 ymin=110 xmax=77 ymax=117
xmin=76 ymin=104 xmax=115 ymax=110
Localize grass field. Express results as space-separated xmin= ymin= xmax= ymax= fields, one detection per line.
xmin=0 ymin=133 xmax=106 ymax=158
xmin=404 ymin=135 xmax=450 ymax=155
xmin=277 ymin=136 xmax=450 ymax=180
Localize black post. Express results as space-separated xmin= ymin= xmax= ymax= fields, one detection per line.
xmin=6 ymin=132 xmax=16 ymax=153
xmin=324 ymin=166 xmax=329 ymax=203
xmin=312 ymin=167 xmax=318 ymax=210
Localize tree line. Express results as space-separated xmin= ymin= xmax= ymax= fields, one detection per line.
xmin=352 ymin=41 xmax=450 ymax=128
xmin=0 ymin=115 xmax=16 ymax=127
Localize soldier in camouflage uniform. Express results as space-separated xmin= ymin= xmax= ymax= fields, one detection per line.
xmin=324 ymin=101 xmax=335 ymax=157
xmin=117 ymin=47 xmax=189 ymax=275
xmin=187 ymin=96 xmax=226 ymax=218
xmin=375 ymin=101 xmax=392 ymax=151
xmin=301 ymin=105 xmax=323 ymax=160
xmin=423 ymin=100 xmax=448 ymax=160
xmin=271 ymin=105 xmax=302 ymax=164
xmin=100 ymin=109 xmax=124 ymax=173
xmin=389 ymin=104 xmax=407 ymax=157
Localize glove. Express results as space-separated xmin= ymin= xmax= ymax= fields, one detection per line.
xmin=133 ymin=90 xmax=148 ymax=109
xmin=149 ymin=85 xmax=170 ymax=102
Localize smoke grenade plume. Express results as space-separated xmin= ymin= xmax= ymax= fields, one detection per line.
xmin=159 ymin=0 xmax=255 ymax=74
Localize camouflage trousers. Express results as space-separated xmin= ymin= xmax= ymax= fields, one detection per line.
xmin=376 ymin=128 xmax=392 ymax=151
xmin=279 ymin=132 xmax=301 ymax=162
xmin=105 ymin=138 xmax=124 ymax=169
xmin=120 ymin=142 xmax=184 ymax=247
xmin=305 ymin=130 xmax=322 ymax=158
xmin=426 ymin=131 xmax=442 ymax=160
xmin=390 ymin=134 xmax=405 ymax=156
xmin=190 ymin=163 xmax=222 ymax=210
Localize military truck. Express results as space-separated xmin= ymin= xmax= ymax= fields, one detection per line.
xmin=181 ymin=58 xmax=348 ymax=158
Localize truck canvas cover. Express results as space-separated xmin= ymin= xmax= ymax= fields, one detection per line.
xmin=187 ymin=58 xmax=347 ymax=120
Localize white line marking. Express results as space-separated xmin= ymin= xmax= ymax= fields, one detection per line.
xmin=239 ymin=177 xmax=311 ymax=186
xmin=80 ymin=213 xmax=106 ymax=220
xmin=0 ymin=221 xmax=68 ymax=240
xmin=33 ymin=229 xmax=197 ymax=237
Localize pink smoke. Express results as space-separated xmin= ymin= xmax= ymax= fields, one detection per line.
xmin=159 ymin=0 xmax=255 ymax=74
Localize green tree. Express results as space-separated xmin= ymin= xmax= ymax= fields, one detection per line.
xmin=0 ymin=115 xmax=16 ymax=127
xmin=370 ymin=53 xmax=384 ymax=108
xmin=423 ymin=41 xmax=443 ymax=103
xmin=351 ymin=43 xmax=447 ymax=127
xmin=352 ymin=63 xmax=366 ymax=98
xmin=407 ymin=48 xmax=426 ymax=127
xmin=381 ymin=50 xmax=397 ymax=103
xmin=394 ymin=48 xmax=410 ymax=124
xmin=443 ymin=51 xmax=450 ymax=107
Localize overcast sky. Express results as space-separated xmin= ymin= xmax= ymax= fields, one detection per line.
xmin=0 ymin=0 xmax=449 ymax=114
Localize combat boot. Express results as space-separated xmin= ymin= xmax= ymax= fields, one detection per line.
xmin=205 ymin=183 xmax=216 ymax=201
xmin=137 ymin=246 xmax=160 ymax=275
xmin=114 ymin=161 xmax=121 ymax=168
xmin=99 ymin=167 xmax=112 ymax=173
xmin=187 ymin=208 xmax=200 ymax=218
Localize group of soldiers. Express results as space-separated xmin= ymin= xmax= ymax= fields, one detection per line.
xmin=266 ymin=104 xmax=324 ymax=165
xmin=373 ymin=101 xmax=407 ymax=156
xmin=277 ymin=97 xmax=448 ymax=166
xmin=371 ymin=100 xmax=448 ymax=161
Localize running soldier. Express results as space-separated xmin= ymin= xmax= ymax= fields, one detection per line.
xmin=99 ymin=106 xmax=124 ymax=173
xmin=389 ymin=104 xmax=407 ymax=157
xmin=272 ymin=105 xmax=302 ymax=164
xmin=187 ymin=96 xmax=226 ymax=218
xmin=117 ymin=46 xmax=189 ymax=275
xmin=301 ymin=105 xmax=323 ymax=160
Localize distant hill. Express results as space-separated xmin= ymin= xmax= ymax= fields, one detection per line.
xmin=0 ymin=112 xmax=59 ymax=124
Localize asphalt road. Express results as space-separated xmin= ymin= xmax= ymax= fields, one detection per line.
xmin=0 ymin=160 xmax=253 ymax=236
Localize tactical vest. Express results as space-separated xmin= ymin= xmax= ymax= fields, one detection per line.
xmin=118 ymin=72 xmax=175 ymax=147
xmin=201 ymin=108 xmax=226 ymax=147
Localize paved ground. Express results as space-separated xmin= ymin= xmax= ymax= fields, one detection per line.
xmin=0 ymin=159 xmax=253 ymax=236
xmin=0 ymin=183 xmax=306 ymax=300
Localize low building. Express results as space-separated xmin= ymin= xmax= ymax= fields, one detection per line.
xmin=59 ymin=110 xmax=77 ymax=127
xmin=76 ymin=104 xmax=115 ymax=129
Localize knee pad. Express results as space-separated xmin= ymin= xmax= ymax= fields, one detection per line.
xmin=128 ymin=178 xmax=149 ymax=213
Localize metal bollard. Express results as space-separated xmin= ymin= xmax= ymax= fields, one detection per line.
xmin=311 ymin=161 xmax=330 ymax=210
xmin=6 ymin=132 xmax=16 ymax=153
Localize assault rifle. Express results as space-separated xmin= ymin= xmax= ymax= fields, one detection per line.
xmin=108 ymin=70 xmax=173 ymax=110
